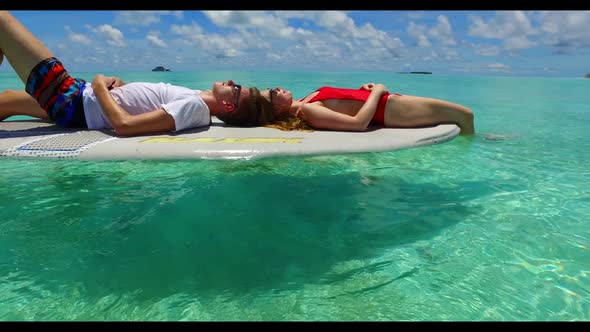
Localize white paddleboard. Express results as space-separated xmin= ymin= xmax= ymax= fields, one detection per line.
xmin=0 ymin=117 xmax=459 ymax=160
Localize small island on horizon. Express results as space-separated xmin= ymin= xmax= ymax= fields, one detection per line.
xmin=398 ymin=71 xmax=432 ymax=75
xmin=152 ymin=66 xmax=171 ymax=72
xmin=585 ymin=73 xmax=590 ymax=78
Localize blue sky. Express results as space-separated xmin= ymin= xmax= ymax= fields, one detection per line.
xmin=3 ymin=10 xmax=590 ymax=77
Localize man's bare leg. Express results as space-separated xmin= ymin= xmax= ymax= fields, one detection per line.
xmin=0 ymin=90 xmax=48 ymax=121
xmin=0 ymin=11 xmax=54 ymax=84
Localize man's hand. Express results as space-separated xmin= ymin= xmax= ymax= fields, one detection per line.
xmin=91 ymin=74 xmax=107 ymax=90
xmin=92 ymin=74 xmax=125 ymax=90
xmin=107 ymin=77 xmax=125 ymax=90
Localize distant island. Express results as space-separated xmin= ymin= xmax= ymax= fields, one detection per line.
xmin=398 ymin=71 xmax=432 ymax=75
xmin=586 ymin=73 xmax=590 ymax=78
xmin=152 ymin=66 xmax=171 ymax=72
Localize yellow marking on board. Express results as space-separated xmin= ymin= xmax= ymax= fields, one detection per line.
xmin=140 ymin=137 xmax=303 ymax=144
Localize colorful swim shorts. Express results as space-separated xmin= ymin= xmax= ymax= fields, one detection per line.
xmin=25 ymin=57 xmax=87 ymax=128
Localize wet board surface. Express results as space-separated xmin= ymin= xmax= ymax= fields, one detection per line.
xmin=0 ymin=118 xmax=460 ymax=160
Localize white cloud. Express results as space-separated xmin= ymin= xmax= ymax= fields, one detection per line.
xmin=171 ymin=22 xmax=246 ymax=58
xmin=408 ymin=22 xmax=431 ymax=47
xmin=114 ymin=11 xmax=184 ymax=26
xmin=324 ymin=12 xmax=402 ymax=63
xmin=312 ymin=11 xmax=385 ymax=40
xmin=200 ymin=10 xmax=404 ymax=67
xmin=170 ymin=22 xmax=203 ymax=37
xmin=487 ymin=62 xmax=511 ymax=72
xmin=428 ymin=15 xmax=456 ymax=46
xmin=146 ymin=31 xmax=167 ymax=48
xmin=203 ymin=11 xmax=294 ymax=37
xmin=472 ymin=43 xmax=501 ymax=56
xmin=504 ymin=36 xmax=536 ymax=50
xmin=468 ymin=11 xmax=536 ymax=50
xmin=64 ymin=26 xmax=92 ymax=45
xmin=314 ymin=11 xmax=353 ymax=31
xmin=91 ymin=24 xmax=126 ymax=47
xmin=94 ymin=47 xmax=106 ymax=55
xmin=441 ymin=47 xmax=460 ymax=60
xmin=267 ymin=52 xmax=281 ymax=61
xmin=407 ymin=15 xmax=455 ymax=47
xmin=537 ymin=11 xmax=590 ymax=50
xmin=200 ymin=34 xmax=244 ymax=58
xmin=287 ymin=38 xmax=344 ymax=65
xmin=36 ymin=10 xmax=585 ymax=76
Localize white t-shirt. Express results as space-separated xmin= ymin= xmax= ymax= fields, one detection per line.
xmin=82 ymin=82 xmax=210 ymax=132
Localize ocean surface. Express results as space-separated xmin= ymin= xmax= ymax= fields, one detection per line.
xmin=0 ymin=70 xmax=588 ymax=321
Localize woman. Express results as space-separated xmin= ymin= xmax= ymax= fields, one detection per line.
xmin=218 ymin=83 xmax=475 ymax=135
xmin=0 ymin=11 xmax=255 ymax=137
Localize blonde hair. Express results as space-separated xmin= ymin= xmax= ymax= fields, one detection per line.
xmin=255 ymin=90 xmax=313 ymax=131
xmin=216 ymin=86 xmax=313 ymax=131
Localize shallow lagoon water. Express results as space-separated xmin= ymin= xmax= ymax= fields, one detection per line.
xmin=0 ymin=71 xmax=588 ymax=320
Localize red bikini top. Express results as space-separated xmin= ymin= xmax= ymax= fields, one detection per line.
xmin=299 ymin=86 xmax=372 ymax=103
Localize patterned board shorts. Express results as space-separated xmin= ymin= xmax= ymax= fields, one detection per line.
xmin=25 ymin=57 xmax=87 ymax=128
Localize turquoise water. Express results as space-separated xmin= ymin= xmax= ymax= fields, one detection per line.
xmin=0 ymin=71 xmax=589 ymax=321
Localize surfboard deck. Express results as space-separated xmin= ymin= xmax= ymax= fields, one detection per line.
xmin=0 ymin=118 xmax=460 ymax=160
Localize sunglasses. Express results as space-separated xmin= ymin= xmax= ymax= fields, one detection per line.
xmin=267 ymin=88 xmax=278 ymax=106
xmin=233 ymin=84 xmax=242 ymax=108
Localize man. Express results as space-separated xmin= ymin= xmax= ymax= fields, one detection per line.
xmin=0 ymin=11 xmax=254 ymax=137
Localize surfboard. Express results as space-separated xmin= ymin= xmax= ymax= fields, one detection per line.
xmin=0 ymin=118 xmax=460 ymax=160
